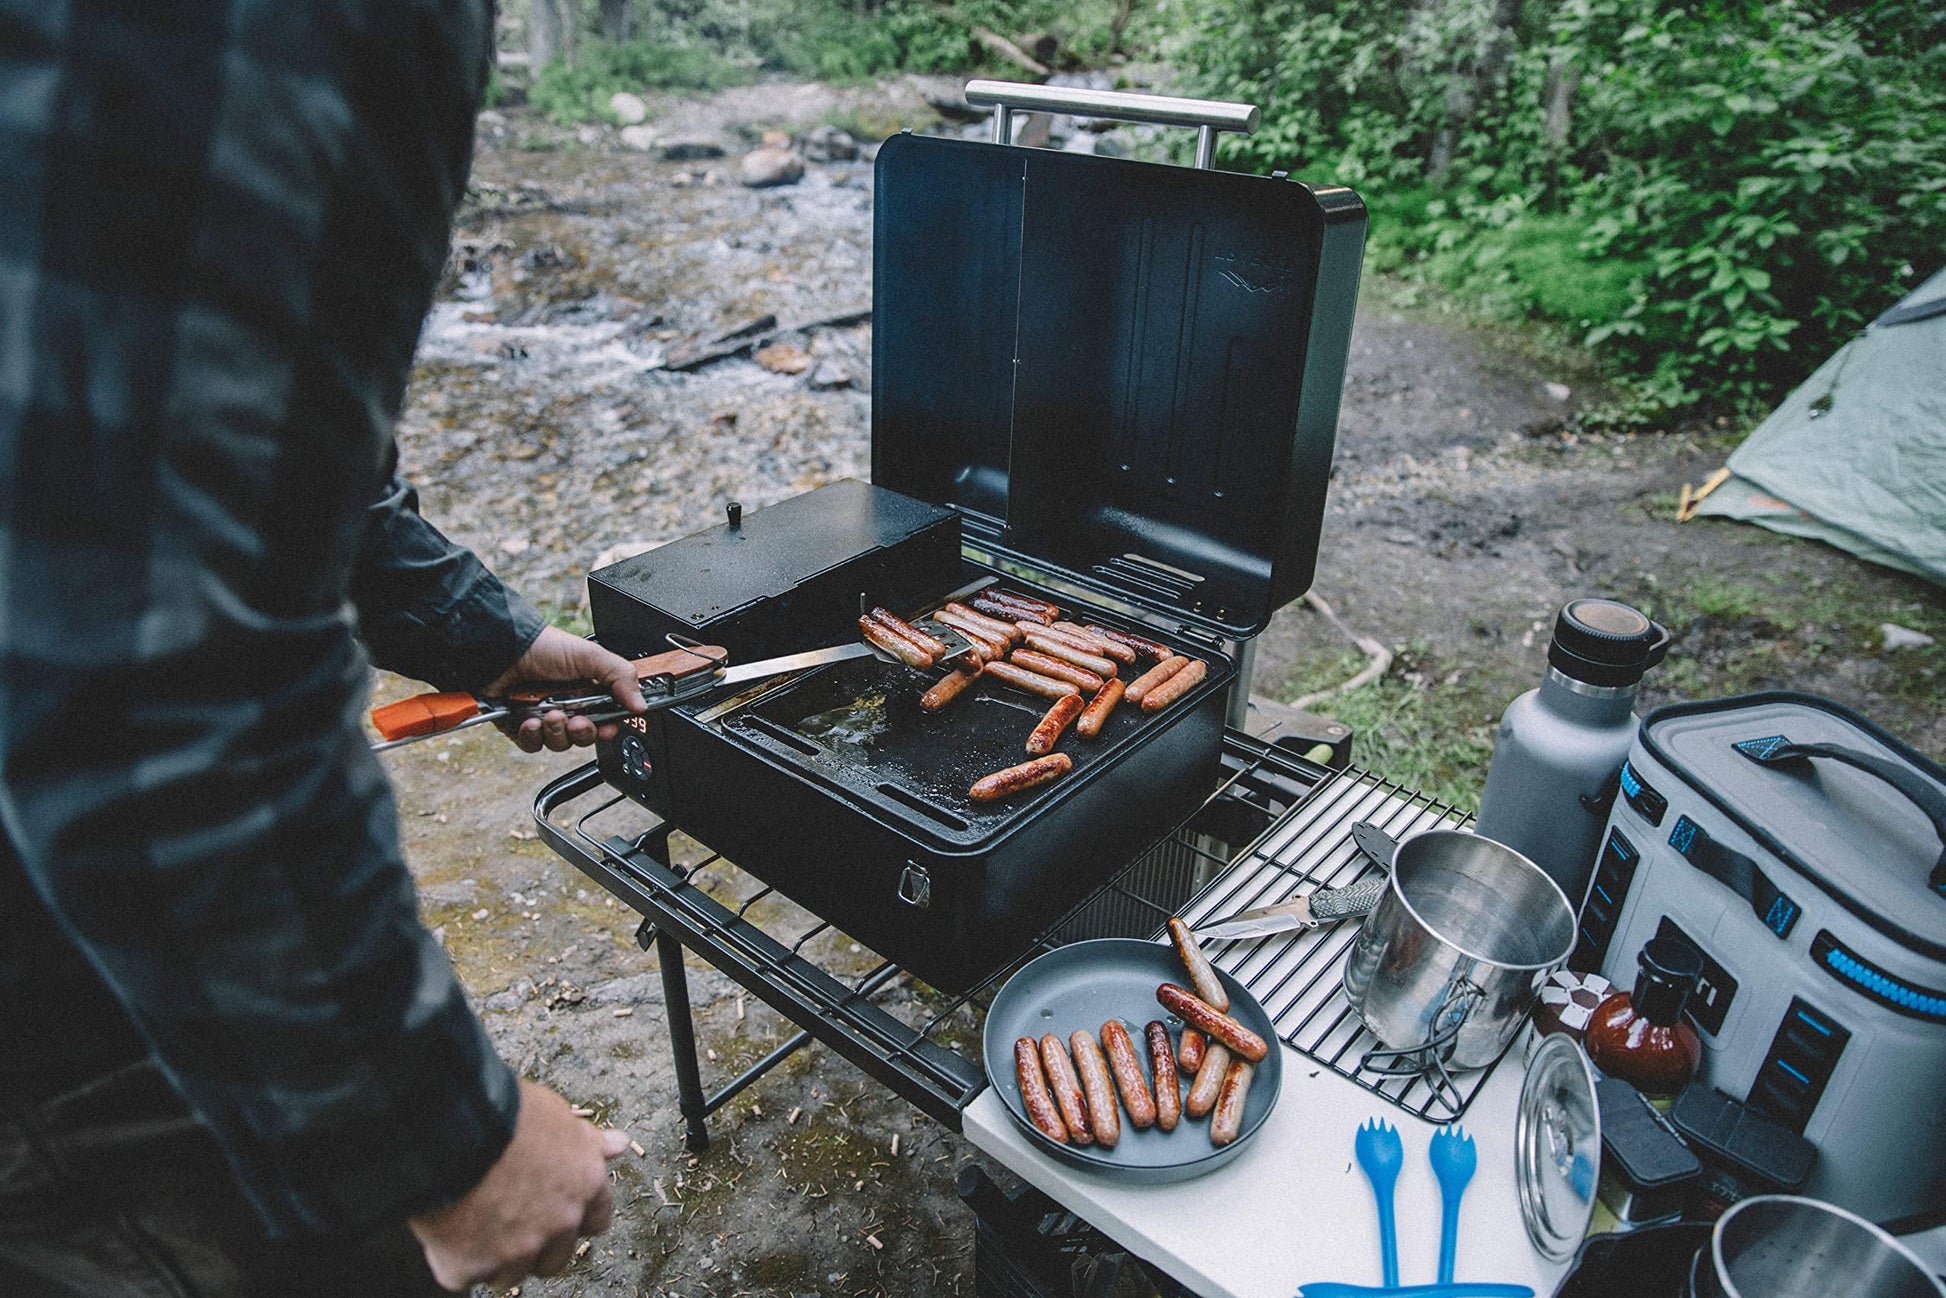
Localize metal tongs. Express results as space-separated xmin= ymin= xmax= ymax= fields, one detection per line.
xmin=368 ymin=634 xmax=879 ymax=751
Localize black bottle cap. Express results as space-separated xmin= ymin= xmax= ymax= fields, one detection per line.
xmin=1548 ymin=598 xmax=1671 ymax=687
xmin=1633 ymin=936 xmax=1704 ymax=1025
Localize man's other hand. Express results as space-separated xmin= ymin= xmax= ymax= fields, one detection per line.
xmin=409 ymin=1078 xmax=630 ymax=1291
xmin=485 ymin=625 xmax=648 ymax=752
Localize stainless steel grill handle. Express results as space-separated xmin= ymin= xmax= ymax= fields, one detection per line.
xmin=963 ymin=79 xmax=1259 ymax=170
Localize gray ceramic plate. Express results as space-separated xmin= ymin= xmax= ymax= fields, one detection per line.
xmin=982 ymin=938 xmax=1283 ymax=1182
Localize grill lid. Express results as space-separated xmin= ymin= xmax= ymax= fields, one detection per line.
xmin=871 ymin=124 xmax=1366 ymax=640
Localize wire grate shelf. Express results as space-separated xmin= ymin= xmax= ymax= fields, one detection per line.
xmin=1175 ymin=767 xmax=1492 ymax=1123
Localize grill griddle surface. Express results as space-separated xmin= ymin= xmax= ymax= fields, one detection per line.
xmin=717 ymin=652 xmax=1195 ymax=846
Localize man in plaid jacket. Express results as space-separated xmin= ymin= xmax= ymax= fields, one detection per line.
xmin=0 ymin=1 xmax=649 ymax=1291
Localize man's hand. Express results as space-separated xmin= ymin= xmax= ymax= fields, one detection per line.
xmin=486 ymin=625 xmax=648 ymax=752
xmin=409 ymin=1078 xmax=630 ymax=1291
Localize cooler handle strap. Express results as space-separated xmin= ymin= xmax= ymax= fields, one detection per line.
xmin=1734 ymin=735 xmax=1946 ymax=897
xmin=1667 ymin=815 xmax=1802 ymax=938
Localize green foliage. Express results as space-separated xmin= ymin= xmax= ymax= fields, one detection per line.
xmin=1176 ymin=0 xmax=1946 ymax=415
xmin=529 ymin=38 xmax=738 ymax=124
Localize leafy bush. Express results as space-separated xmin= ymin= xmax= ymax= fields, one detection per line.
xmin=529 ymin=37 xmax=739 ymax=124
xmin=1175 ymin=0 xmax=1946 ymax=414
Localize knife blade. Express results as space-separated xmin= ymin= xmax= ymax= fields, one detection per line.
xmin=1192 ymin=875 xmax=1388 ymax=941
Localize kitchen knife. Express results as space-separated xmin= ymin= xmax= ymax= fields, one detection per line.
xmin=1193 ymin=820 xmax=1401 ymax=940
xmin=1191 ymin=876 xmax=1388 ymax=940
xmin=369 ymin=639 xmax=877 ymax=750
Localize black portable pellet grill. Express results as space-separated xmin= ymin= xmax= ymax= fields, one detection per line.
xmin=572 ymin=81 xmax=1365 ymax=1000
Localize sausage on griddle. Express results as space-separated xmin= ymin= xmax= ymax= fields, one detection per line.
xmin=943 ymin=602 xmax=1023 ymax=645
xmin=982 ymin=660 xmax=1082 ymax=701
xmin=973 ymin=596 xmax=1049 ymax=626
xmin=870 ymin=607 xmax=947 ymax=659
xmin=934 ymin=609 xmax=1009 ymax=658
xmin=1050 ymin=622 xmax=1136 ymax=663
xmin=920 ymin=665 xmax=982 ymax=712
xmin=1026 ymin=694 xmax=1086 ymax=756
xmin=1022 ymin=631 xmax=1117 ymax=678
xmin=859 ymin=616 xmax=934 ymax=668
xmin=969 ymin=753 xmax=1073 ymax=802
xmin=987 ymin=588 xmax=1061 ymax=621
xmin=1124 ymin=655 xmax=1189 ymax=705
xmin=1084 ymin=624 xmax=1176 ymax=662
xmin=1009 ymin=649 xmax=1104 ymax=695
xmin=1074 ymin=678 xmax=1125 ymax=737
xmin=1139 ymin=658 xmax=1207 ymax=713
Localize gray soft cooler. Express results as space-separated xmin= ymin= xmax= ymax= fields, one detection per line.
xmin=1571 ymin=692 xmax=1946 ymax=1224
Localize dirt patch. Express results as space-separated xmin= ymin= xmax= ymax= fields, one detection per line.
xmin=380 ymin=81 xmax=1944 ymax=1297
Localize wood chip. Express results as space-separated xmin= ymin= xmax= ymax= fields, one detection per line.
xmin=571 ymin=1106 xmax=595 ymax=1117
xmin=889 ymin=1133 xmax=900 ymax=1156
xmin=788 ymin=1106 xmax=802 ymax=1124
xmin=630 ymin=1140 xmax=647 ymax=1157
xmin=574 ymin=1239 xmax=591 ymax=1259
xmin=735 ymin=994 xmax=746 ymax=1021
xmin=1677 ymin=481 xmax=1695 ymax=522
xmin=612 ymin=1006 xmax=634 ymax=1017
xmin=865 ymin=1234 xmax=884 ymax=1251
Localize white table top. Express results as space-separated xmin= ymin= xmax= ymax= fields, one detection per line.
xmin=965 ymin=1038 xmax=1571 ymax=1298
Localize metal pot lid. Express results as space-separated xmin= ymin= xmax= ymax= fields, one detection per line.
xmin=1516 ymin=1033 xmax=1600 ymax=1262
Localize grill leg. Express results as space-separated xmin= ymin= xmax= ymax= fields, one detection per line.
xmin=652 ymin=925 xmax=712 ymax=1153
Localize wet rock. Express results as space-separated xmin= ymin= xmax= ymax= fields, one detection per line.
xmin=801 ymin=124 xmax=860 ymax=163
xmin=755 ymin=342 xmax=813 ymax=375
xmin=1543 ymin=381 xmax=1572 ymax=403
xmin=576 ymin=124 xmax=604 ymax=147
xmin=618 ymin=124 xmax=658 ymax=152
xmin=739 ymin=146 xmax=805 ymax=189
xmin=807 ymin=361 xmax=852 ymax=390
xmin=759 ymin=129 xmax=792 ymax=150
xmin=660 ymin=139 xmax=725 ymax=161
xmin=608 ymin=91 xmax=649 ymax=125
xmin=1881 ymin=623 xmax=1936 ymax=650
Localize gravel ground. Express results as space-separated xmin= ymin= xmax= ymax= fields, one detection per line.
xmin=377 ymin=78 xmax=1945 ymax=1298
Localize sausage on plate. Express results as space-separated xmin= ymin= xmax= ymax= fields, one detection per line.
xmin=983 ymin=660 xmax=1082 ymax=701
xmin=1069 ymin=1029 xmax=1121 ymax=1149
xmin=1009 ymin=649 xmax=1104 ymax=695
xmin=1140 ymin=657 xmax=1208 ymax=713
xmin=970 ymin=753 xmax=1073 ymax=802
xmin=1026 ymin=694 xmax=1086 ymax=756
xmin=1039 ymin=1034 xmax=1094 ymax=1146
xmin=1178 ymin=1027 xmax=1207 ymax=1075
xmin=1167 ymin=916 xmax=1230 ymax=1011
xmin=1124 ymin=655 xmax=1189 ymax=704
xmin=859 ymin=616 xmax=934 ymax=668
xmin=1145 ymin=1021 xmax=1181 ymax=1132
xmin=1185 ymin=1042 xmax=1232 ymax=1119
xmin=1074 ymin=678 xmax=1125 ymax=737
xmin=1099 ymin=1020 xmax=1157 ymax=1130
xmin=920 ymin=665 xmax=982 ymax=712
xmin=1156 ymin=982 xmax=1268 ymax=1062
xmin=1210 ymin=1058 xmax=1255 ymax=1146
xmin=1014 ymin=1037 xmax=1069 ymax=1143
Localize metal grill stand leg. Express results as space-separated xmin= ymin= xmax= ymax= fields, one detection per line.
xmin=653 ymin=926 xmax=712 ymax=1152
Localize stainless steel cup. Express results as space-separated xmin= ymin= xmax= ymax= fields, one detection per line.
xmin=1342 ymin=829 xmax=1577 ymax=1070
xmin=1691 ymin=1195 xmax=1946 ymax=1298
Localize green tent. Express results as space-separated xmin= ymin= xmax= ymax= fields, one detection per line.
xmin=1697 ymin=266 xmax=1946 ymax=586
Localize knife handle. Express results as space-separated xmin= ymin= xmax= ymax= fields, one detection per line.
xmin=1311 ymin=876 xmax=1387 ymax=922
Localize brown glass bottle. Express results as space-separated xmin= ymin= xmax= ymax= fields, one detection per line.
xmin=1586 ymin=936 xmax=1705 ymax=1099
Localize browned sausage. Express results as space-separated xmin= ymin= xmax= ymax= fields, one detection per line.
xmin=1039 ymin=1034 xmax=1094 ymax=1146
xmin=974 ymin=596 xmax=1049 ymax=626
xmin=943 ymin=602 xmax=1023 ymax=645
xmin=1124 ymin=655 xmax=1190 ymax=704
xmin=1156 ymin=983 xmax=1268 ymax=1062
xmin=982 ymin=660 xmax=1082 ymax=701
xmin=1022 ymin=631 xmax=1117 ymax=678
xmin=1210 ymin=1058 xmax=1255 ymax=1146
xmin=1074 ymin=678 xmax=1125 ymax=738
xmin=1015 ymin=1037 xmax=1069 ymax=1143
xmin=1026 ymin=694 xmax=1086 ymax=756
xmin=970 ymin=753 xmax=1073 ymax=802
xmin=1167 ymin=917 xmax=1230 ymax=1012
xmin=934 ymin=609 xmax=1009 ymax=658
xmin=1140 ymin=658 xmax=1208 ymax=713
xmin=1145 ymin=1021 xmax=1181 ymax=1132
xmin=920 ymin=665 xmax=982 ymax=712
xmin=859 ymin=616 xmax=934 ymax=668
xmin=989 ymin=588 xmax=1061 ymax=620
xmin=1185 ymin=1042 xmax=1232 ymax=1119
xmin=1051 ymin=622 xmax=1136 ymax=663
xmin=1009 ymin=649 xmax=1105 ymax=695
xmin=1178 ymin=1027 xmax=1207 ymax=1074
xmin=1099 ymin=1021 xmax=1157 ymax=1130
xmin=1069 ymin=1030 xmax=1121 ymax=1149
xmin=1084 ymin=624 xmax=1176 ymax=662
xmin=870 ymin=608 xmax=948 ymax=659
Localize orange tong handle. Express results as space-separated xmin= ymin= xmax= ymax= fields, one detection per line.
xmin=370 ymin=691 xmax=482 ymax=742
